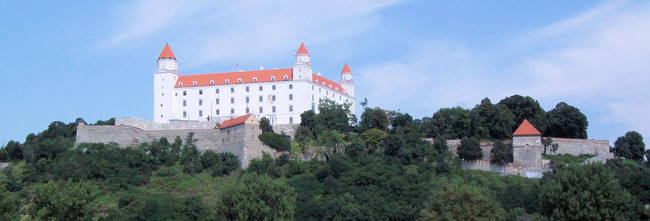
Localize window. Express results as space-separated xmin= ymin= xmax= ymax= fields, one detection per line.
xmin=272 ymin=95 xmax=276 ymax=101
xmin=326 ymin=91 xmax=329 ymax=95
xmin=319 ymin=88 xmax=321 ymax=93
xmin=329 ymin=85 xmax=332 ymax=88
xmin=259 ymin=107 xmax=263 ymax=113
xmin=183 ymin=111 xmax=187 ymax=117
xmin=179 ymin=82 xmax=183 ymax=86
xmin=210 ymin=80 xmax=215 ymax=84
xmin=231 ymin=87 xmax=234 ymax=93
xmin=253 ymin=77 xmax=258 ymax=82
xmin=225 ymin=79 xmax=230 ymax=83
xmin=312 ymin=95 xmax=314 ymax=101
xmin=289 ymin=117 xmax=293 ymax=124
xmin=289 ymin=105 xmax=293 ymax=112
xmin=193 ymin=81 xmax=197 ymax=85
xmin=246 ymin=97 xmax=249 ymax=103
xmin=216 ymin=88 xmax=219 ymax=94
xmin=199 ymin=99 xmax=202 ymax=106
xmin=289 ymin=84 xmax=293 ymax=89
xmin=216 ymin=98 xmax=220 ymax=104
xmin=272 ymin=85 xmax=276 ymax=90
xmin=271 ymin=76 xmax=276 ymax=80
xmin=259 ymin=96 xmax=263 ymax=102
xmin=199 ymin=90 xmax=203 ymax=95
xmin=216 ymin=109 xmax=220 ymax=115
xmin=246 ymin=86 xmax=249 ymax=92
xmin=175 ymin=93 xmax=178 ymax=96
xmin=183 ymin=91 xmax=187 ymax=96
xmin=284 ymin=75 xmax=288 ymax=80
xmin=231 ymin=98 xmax=234 ymax=104
xmin=315 ymin=79 xmax=319 ymax=83
xmin=289 ymin=94 xmax=293 ymax=100
xmin=160 ymin=104 xmax=163 ymax=107
xmin=311 ymin=103 xmax=315 ymax=111
xmin=231 ymin=109 xmax=234 ymax=114
xmin=259 ymin=86 xmax=263 ymax=91
xmin=199 ymin=110 xmax=203 ymax=117
xmin=183 ymin=100 xmax=187 ymax=107
xmin=246 ymin=107 xmax=249 ymax=113
xmin=237 ymin=78 xmax=242 ymax=82
xmin=272 ymin=106 xmax=276 ymax=113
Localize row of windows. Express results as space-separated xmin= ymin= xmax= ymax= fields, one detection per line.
xmin=182 ymin=105 xmax=294 ymax=117
xmin=179 ymin=76 xmax=291 ymax=87
xmin=179 ymin=84 xmax=293 ymax=96
xmin=183 ymin=94 xmax=293 ymax=107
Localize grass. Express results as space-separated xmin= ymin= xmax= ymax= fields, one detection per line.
xmin=542 ymin=154 xmax=596 ymax=165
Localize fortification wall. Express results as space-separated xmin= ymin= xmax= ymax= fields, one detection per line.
xmin=116 ymin=118 xmax=217 ymax=131
xmin=513 ymin=135 xmax=543 ymax=168
xmin=547 ymin=137 xmax=610 ymax=156
xmin=445 ymin=139 xmax=494 ymax=161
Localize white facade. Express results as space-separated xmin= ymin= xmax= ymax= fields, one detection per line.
xmin=153 ymin=43 xmax=355 ymax=125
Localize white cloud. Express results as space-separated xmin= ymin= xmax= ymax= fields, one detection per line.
xmin=103 ymin=0 xmax=405 ymax=67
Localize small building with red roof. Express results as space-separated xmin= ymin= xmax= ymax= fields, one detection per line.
xmin=512 ymin=119 xmax=544 ymax=168
xmin=153 ymin=43 xmax=355 ymax=125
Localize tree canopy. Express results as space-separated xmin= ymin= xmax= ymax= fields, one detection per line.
xmin=545 ymin=102 xmax=589 ymax=139
xmin=612 ymin=131 xmax=645 ymax=161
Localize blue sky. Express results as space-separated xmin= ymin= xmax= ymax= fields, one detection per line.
xmin=1 ymin=0 xmax=649 ymax=145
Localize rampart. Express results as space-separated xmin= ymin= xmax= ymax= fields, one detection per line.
xmin=76 ymin=117 xmax=276 ymax=168
xmin=546 ymin=137 xmax=612 ymax=157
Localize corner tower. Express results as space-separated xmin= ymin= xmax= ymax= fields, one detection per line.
xmin=293 ymin=43 xmax=312 ymax=81
xmin=339 ymin=63 xmax=355 ymax=97
xmin=512 ymin=119 xmax=543 ymax=168
xmin=154 ymin=43 xmax=180 ymax=123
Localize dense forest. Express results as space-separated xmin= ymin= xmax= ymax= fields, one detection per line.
xmin=1 ymin=95 xmax=649 ymax=220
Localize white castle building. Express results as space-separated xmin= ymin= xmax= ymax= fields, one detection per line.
xmin=153 ymin=43 xmax=355 ymax=125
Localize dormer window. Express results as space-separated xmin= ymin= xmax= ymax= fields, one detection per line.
xmin=329 ymin=85 xmax=332 ymax=88
xmin=237 ymin=78 xmax=242 ymax=83
xmin=271 ymin=76 xmax=276 ymax=81
xmin=283 ymin=75 xmax=288 ymax=80
xmin=253 ymin=77 xmax=258 ymax=82
xmin=225 ymin=79 xmax=230 ymax=83
xmin=322 ymin=82 xmax=326 ymax=85
xmin=210 ymin=80 xmax=215 ymax=84
xmin=192 ymin=81 xmax=197 ymax=85
xmin=315 ymin=79 xmax=319 ymax=83
xmin=179 ymin=82 xmax=183 ymax=86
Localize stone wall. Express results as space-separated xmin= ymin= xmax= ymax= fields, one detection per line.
xmin=462 ymin=160 xmax=551 ymax=178
xmin=76 ymin=117 xmax=276 ymax=169
xmin=444 ymin=139 xmax=495 ymax=161
xmin=513 ymin=135 xmax=543 ymax=168
xmin=546 ymin=137 xmax=611 ymax=156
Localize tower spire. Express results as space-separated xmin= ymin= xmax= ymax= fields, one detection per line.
xmin=341 ymin=63 xmax=352 ymax=73
xmin=296 ymin=43 xmax=309 ymax=55
xmin=158 ymin=43 xmax=176 ymax=60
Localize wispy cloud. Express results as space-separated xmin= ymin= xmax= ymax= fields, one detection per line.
xmin=103 ymin=0 xmax=405 ymax=67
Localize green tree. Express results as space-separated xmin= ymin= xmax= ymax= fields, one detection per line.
xmin=314 ymin=99 xmax=354 ymax=133
xmin=498 ymin=95 xmax=548 ymax=133
xmin=612 ymin=131 xmax=645 ymax=161
xmin=432 ymin=136 xmax=448 ymax=153
xmin=490 ymin=141 xmax=512 ymax=166
xmin=299 ymin=110 xmax=316 ymax=130
xmin=0 ymin=184 xmax=20 ymax=221
xmin=30 ymin=180 xmax=98 ymax=220
xmin=259 ymin=132 xmax=292 ymax=151
xmin=94 ymin=117 xmax=116 ymax=125
xmin=457 ymin=137 xmax=483 ymax=160
xmin=472 ymin=98 xmax=516 ymax=139
xmin=259 ymin=117 xmax=274 ymax=133
xmin=359 ymin=107 xmax=389 ymax=132
xmin=315 ymin=130 xmax=345 ymax=161
xmin=421 ymin=178 xmax=505 ymax=220
xmin=431 ymin=107 xmax=471 ymax=139
xmin=4 ymin=140 xmax=23 ymax=161
xmin=216 ymin=173 xmax=296 ymax=220
xmin=539 ymin=163 xmax=639 ymax=220
xmin=212 ymin=152 xmax=239 ymax=176
xmin=180 ymin=133 xmax=202 ymax=174
xmin=545 ymin=102 xmax=588 ymax=139
xmin=360 ymin=128 xmax=387 ymax=153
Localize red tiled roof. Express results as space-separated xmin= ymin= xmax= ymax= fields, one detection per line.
xmin=513 ymin=119 xmax=542 ymax=136
xmin=341 ymin=63 xmax=351 ymax=73
xmin=312 ymin=74 xmax=346 ymax=94
xmin=158 ymin=43 xmax=176 ymax=60
xmin=296 ymin=43 xmax=309 ymax=54
xmin=219 ymin=114 xmax=253 ymax=129
xmin=175 ymin=68 xmax=293 ymax=88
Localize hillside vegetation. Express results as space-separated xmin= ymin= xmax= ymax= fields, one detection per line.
xmin=1 ymin=95 xmax=649 ymax=220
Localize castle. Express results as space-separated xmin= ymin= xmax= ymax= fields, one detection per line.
xmin=78 ymin=43 xmax=357 ymax=168
xmin=154 ymin=43 xmax=355 ymax=125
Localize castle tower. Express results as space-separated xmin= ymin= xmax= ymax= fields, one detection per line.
xmin=293 ymin=43 xmax=312 ymax=81
xmin=154 ymin=43 xmax=180 ymax=123
xmin=339 ymin=63 xmax=355 ymax=97
xmin=512 ymin=119 xmax=543 ymax=168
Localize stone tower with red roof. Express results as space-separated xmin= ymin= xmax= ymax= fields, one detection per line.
xmin=512 ymin=119 xmax=543 ymax=168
